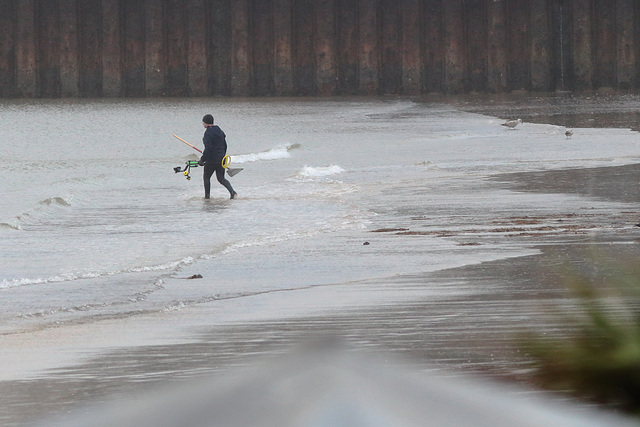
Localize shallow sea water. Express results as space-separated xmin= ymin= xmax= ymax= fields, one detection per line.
xmin=2 ymin=96 xmax=639 ymax=337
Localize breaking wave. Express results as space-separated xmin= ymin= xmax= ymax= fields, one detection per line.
xmin=1 ymin=196 xmax=72 ymax=229
xmin=295 ymin=165 xmax=345 ymax=179
xmin=0 ymin=222 xmax=21 ymax=230
xmin=39 ymin=197 xmax=72 ymax=207
xmin=231 ymin=143 xmax=300 ymax=164
xmin=0 ymin=257 xmax=196 ymax=290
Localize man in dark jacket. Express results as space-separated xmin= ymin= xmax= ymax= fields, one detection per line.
xmin=199 ymin=114 xmax=237 ymax=199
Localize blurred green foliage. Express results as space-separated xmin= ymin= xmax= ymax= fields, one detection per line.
xmin=521 ymin=248 xmax=640 ymax=415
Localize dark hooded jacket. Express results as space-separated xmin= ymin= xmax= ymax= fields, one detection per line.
xmin=201 ymin=125 xmax=227 ymax=164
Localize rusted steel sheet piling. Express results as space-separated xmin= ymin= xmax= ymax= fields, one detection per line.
xmin=16 ymin=0 xmax=37 ymax=97
xmin=0 ymin=1 xmax=17 ymax=97
xmin=443 ymin=0 xmax=465 ymax=94
xmin=571 ymin=0 xmax=594 ymax=91
xmin=336 ymin=0 xmax=358 ymax=95
xmin=2 ymin=0 xmax=640 ymax=98
xmin=102 ymin=0 xmax=121 ymax=97
xmin=466 ymin=0 xmax=488 ymax=93
xmin=59 ymin=0 xmax=79 ymax=97
xmin=422 ymin=0 xmax=444 ymax=94
xmin=316 ymin=0 xmax=337 ymax=96
xmin=122 ymin=0 xmax=146 ymax=97
xmin=615 ymin=0 xmax=636 ymax=89
xmin=487 ymin=0 xmax=508 ymax=93
xmin=401 ymin=0 xmax=422 ymax=95
xmin=530 ymin=0 xmax=551 ymax=92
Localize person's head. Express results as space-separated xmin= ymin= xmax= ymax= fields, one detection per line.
xmin=202 ymin=114 xmax=214 ymax=127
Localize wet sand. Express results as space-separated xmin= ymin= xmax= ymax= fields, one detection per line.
xmin=494 ymin=163 xmax=640 ymax=205
xmin=447 ymin=92 xmax=640 ymax=132
xmin=2 ymin=164 xmax=640 ymax=426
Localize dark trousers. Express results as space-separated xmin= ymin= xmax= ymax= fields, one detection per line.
xmin=203 ymin=162 xmax=235 ymax=198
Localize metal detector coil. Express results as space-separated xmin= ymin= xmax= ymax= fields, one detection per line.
xmin=173 ymin=160 xmax=200 ymax=180
xmin=221 ymin=155 xmax=231 ymax=169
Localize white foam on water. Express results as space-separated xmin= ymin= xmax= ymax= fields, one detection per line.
xmin=231 ymin=143 xmax=299 ymax=164
xmin=294 ymin=165 xmax=345 ymax=179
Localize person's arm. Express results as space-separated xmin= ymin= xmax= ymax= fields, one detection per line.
xmin=199 ymin=131 xmax=213 ymax=165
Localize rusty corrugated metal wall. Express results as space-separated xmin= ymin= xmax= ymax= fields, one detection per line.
xmin=0 ymin=0 xmax=638 ymax=98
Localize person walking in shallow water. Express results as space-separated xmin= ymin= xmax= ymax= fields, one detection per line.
xmin=199 ymin=114 xmax=237 ymax=199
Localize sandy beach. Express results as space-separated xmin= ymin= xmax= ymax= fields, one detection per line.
xmin=2 ymin=95 xmax=640 ymax=426
xmin=1 ymin=161 xmax=639 ymax=426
